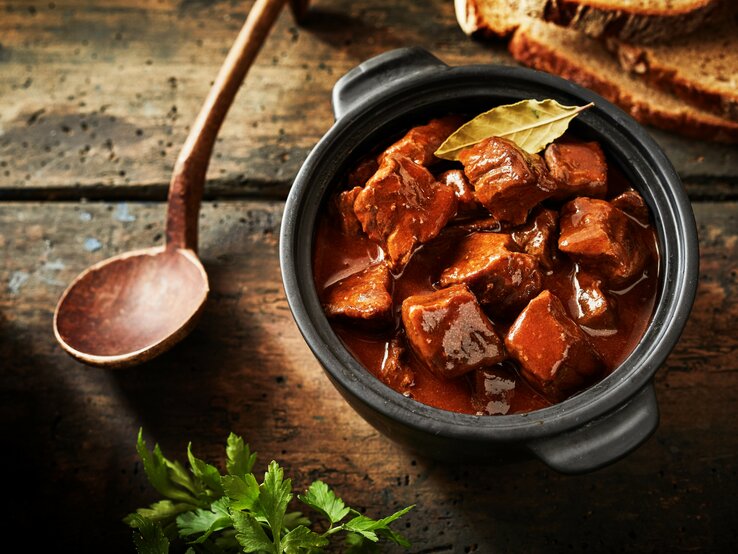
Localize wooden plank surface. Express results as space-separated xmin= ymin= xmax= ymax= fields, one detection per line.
xmin=1 ymin=0 xmax=737 ymax=201
xmin=2 ymin=0 xmax=737 ymax=551
xmin=1 ymin=200 xmax=736 ymax=552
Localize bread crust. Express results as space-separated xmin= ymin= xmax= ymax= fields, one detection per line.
xmin=544 ymin=0 xmax=719 ymax=43
xmin=458 ymin=0 xmax=719 ymax=43
xmin=508 ymin=26 xmax=738 ymax=143
xmin=455 ymin=0 xmax=547 ymax=38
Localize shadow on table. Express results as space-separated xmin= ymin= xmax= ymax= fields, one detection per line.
xmin=402 ymin=433 xmax=719 ymax=553
xmin=300 ymin=7 xmax=406 ymax=57
xmin=108 ymin=261 xmax=287 ymax=450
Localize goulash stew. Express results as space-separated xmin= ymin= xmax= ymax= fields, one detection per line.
xmin=313 ymin=115 xmax=658 ymax=415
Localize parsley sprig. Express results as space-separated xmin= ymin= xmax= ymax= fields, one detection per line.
xmin=125 ymin=430 xmax=414 ymax=553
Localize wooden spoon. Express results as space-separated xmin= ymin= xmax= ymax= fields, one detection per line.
xmin=54 ymin=0 xmax=306 ymax=368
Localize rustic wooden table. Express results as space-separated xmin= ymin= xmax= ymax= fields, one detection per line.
xmin=1 ymin=0 xmax=736 ymax=551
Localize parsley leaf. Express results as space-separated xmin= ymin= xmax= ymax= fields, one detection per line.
xmin=281 ymin=525 xmax=329 ymax=553
xmin=129 ymin=514 xmax=170 ymax=554
xmin=124 ymin=500 xmax=195 ymax=526
xmin=373 ymin=505 xmax=415 ymax=529
xmin=298 ymin=481 xmax=350 ymax=525
xmin=344 ymin=532 xmax=381 ymax=554
xmin=222 ymin=473 xmax=260 ymax=511
xmin=187 ymin=443 xmax=225 ymax=497
xmin=342 ymin=516 xmax=379 ymax=543
xmin=255 ymin=461 xmax=293 ymax=545
xmin=377 ymin=526 xmax=412 ymax=548
xmin=232 ymin=511 xmax=275 ymax=554
xmin=177 ymin=498 xmax=231 ymax=541
xmin=164 ymin=459 xmax=202 ymax=499
xmin=282 ymin=511 xmax=311 ymax=531
xmin=136 ymin=429 xmax=198 ymax=505
xmin=343 ymin=505 xmax=414 ymax=545
xmin=226 ymin=433 xmax=257 ymax=477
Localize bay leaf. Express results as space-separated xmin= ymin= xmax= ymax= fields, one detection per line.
xmin=434 ymin=99 xmax=594 ymax=161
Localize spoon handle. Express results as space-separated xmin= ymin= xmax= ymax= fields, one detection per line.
xmin=166 ymin=0 xmax=288 ymax=252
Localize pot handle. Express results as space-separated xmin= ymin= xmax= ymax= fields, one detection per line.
xmin=527 ymin=384 xmax=659 ymax=474
xmin=332 ymin=47 xmax=447 ymax=120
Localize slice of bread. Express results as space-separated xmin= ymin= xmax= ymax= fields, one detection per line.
xmin=455 ymin=0 xmax=719 ymax=43
xmin=605 ymin=4 xmax=738 ymax=121
xmin=508 ymin=20 xmax=738 ymax=143
xmin=544 ymin=0 xmax=719 ymax=44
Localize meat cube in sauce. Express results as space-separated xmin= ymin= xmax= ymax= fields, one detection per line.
xmin=354 ymin=156 xmax=457 ymax=270
xmin=401 ymin=284 xmax=505 ymax=379
xmin=439 ymin=232 xmax=542 ymax=318
xmin=611 ymin=189 xmax=650 ymax=225
xmin=506 ymin=290 xmax=602 ymax=400
xmin=439 ymin=169 xmax=478 ymax=214
xmin=346 ymin=157 xmax=379 ymax=188
xmin=558 ymin=197 xmax=648 ymax=287
xmin=378 ymin=337 xmax=415 ymax=392
xmin=334 ymin=186 xmax=363 ymax=236
xmin=378 ymin=115 xmax=463 ymax=167
xmin=544 ymin=141 xmax=608 ymax=199
xmin=472 ymin=364 xmax=551 ymax=415
xmin=571 ymin=271 xmax=617 ymax=329
xmin=472 ymin=366 xmax=517 ymax=415
xmin=322 ymin=262 xmax=393 ymax=325
xmin=512 ymin=208 xmax=559 ymax=270
xmin=459 ymin=136 xmax=556 ymax=225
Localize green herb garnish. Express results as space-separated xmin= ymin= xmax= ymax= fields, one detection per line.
xmin=125 ymin=429 xmax=414 ymax=553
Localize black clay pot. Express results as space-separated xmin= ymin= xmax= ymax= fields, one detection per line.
xmin=279 ymin=47 xmax=699 ymax=474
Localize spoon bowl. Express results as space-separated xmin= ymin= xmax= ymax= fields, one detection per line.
xmin=54 ymin=247 xmax=208 ymax=367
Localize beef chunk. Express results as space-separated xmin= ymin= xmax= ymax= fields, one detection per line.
xmin=472 ymin=365 xmax=517 ymax=415
xmin=558 ymin=197 xmax=648 ymax=287
xmin=439 ymin=169 xmax=478 ymax=213
xmin=571 ymin=271 xmax=617 ymax=329
xmin=401 ymin=284 xmax=505 ymax=379
xmin=347 ymin=157 xmax=379 ymax=188
xmin=379 ymin=115 xmax=463 ymax=167
xmin=472 ymin=365 xmax=551 ymax=415
xmin=354 ymin=156 xmax=457 ymax=270
xmin=506 ymin=290 xmax=601 ymax=400
xmin=378 ymin=337 xmax=415 ymax=392
xmin=459 ymin=136 xmax=556 ymax=225
xmin=334 ymin=186 xmax=362 ymax=236
xmin=322 ymin=263 xmax=392 ymax=324
xmin=512 ymin=208 xmax=559 ymax=270
xmin=611 ymin=189 xmax=650 ymax=225
xmin=545 ymin=141 xmax=608 ymax=199
xmin=439 ymin=232 xmax=542 ymax=318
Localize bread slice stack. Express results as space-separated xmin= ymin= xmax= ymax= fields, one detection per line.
xmin=455 ymin=0 xmax=738 ymax=142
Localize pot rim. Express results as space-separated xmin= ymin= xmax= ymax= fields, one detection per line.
xmin=280 ymin=60 xmax=698 ymax=443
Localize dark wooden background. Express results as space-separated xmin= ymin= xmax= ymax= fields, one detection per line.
xmin=1 ymin=0 xmax=736 ymax=551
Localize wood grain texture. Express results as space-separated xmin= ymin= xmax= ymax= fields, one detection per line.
xmin=1 ymin=200 xmax=736 ymax=552
xmin=0 ymin=0 xmax=736 ymax=201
